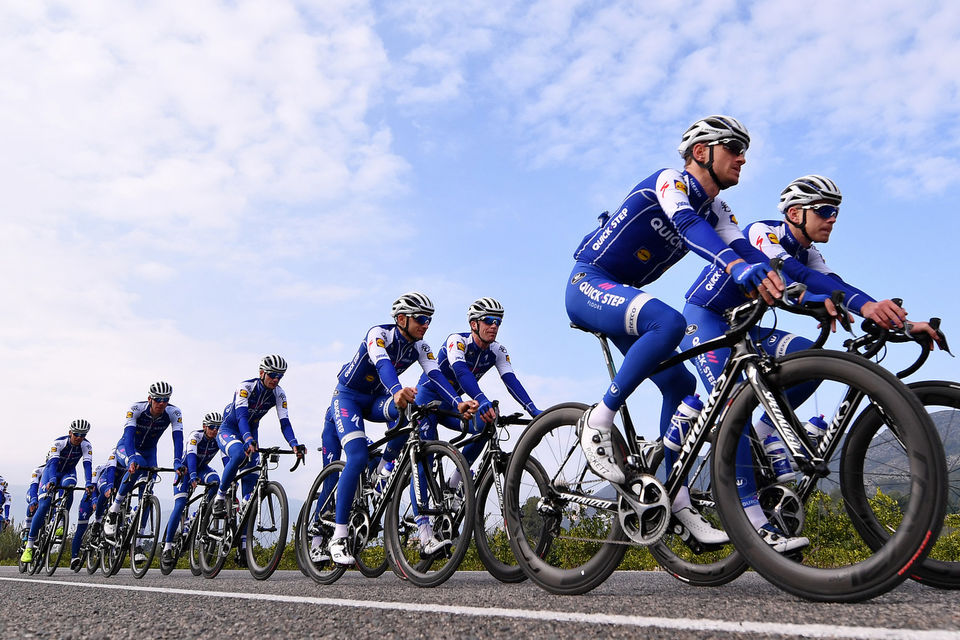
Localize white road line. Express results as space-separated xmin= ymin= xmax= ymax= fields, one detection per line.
xmin=2 ymin=576 xmax=957 ymax=640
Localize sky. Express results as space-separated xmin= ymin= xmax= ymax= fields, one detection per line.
xmin=1 ymin=0 xmax=958 ymax=519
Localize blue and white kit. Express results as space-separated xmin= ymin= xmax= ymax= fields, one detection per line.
xmin=165 ymin=428 xmax=222 ymax=545
xmin=28 ymin=435 xmax=94 ymax=543
xmin=112 ymin=401 xmax=184 ymax=504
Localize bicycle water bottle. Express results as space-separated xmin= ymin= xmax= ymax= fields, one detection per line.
xmin=664 ymin=394 xmax=703 ymax=452
xmin=763 ymin=434 xmax=797 ymax=482
xmin=374 ymin=461 xmax=395 ymax=495
xmin=804 ymin=414 xmax=828 ymax=444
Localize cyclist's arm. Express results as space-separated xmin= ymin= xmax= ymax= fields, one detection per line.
xmin=185 ymin=434 xmax=200 ymax=479
xmin=657 ymin=171 xmax=739 ymax=270
xmin=491 ymin=343 xmax=540 ymax=416
xmin=82 ymin=440 xmax=94 ymax=486
xmin=168 ymin=406 xmax=184 ymax=466
xmin=418 ymin=341 xmax=463 ymax=405
xmin=273 ymin=387 xmax=299 ymax=447
xmin=367 ymin=326 xmax=403 ymax=396
xmin=121 ymin=404 xmax=142 ymax=456
xmin=233 ymin=384 xmax=255 ymax=442
xmin=446 ymin=333 xmax=488 ymax=405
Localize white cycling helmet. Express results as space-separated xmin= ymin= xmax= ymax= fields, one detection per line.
xmin=70 ymin=418 xmax=92 ymax=436
xmin=202 ymin=411 xmax=223 ymax=428
xmin=677 ymin=115 xmax=750 ymax=159
xmin=467 ymin=297 xmax=505 ymax=322
xmin=777 ymin=174 xmax=842 ymax=212
xmin=259 ymin=354 xmax=288 ymax=374
xmin=148 ymin=381 xmax=173 ymax=399
xmin=391 ymin=292 xmax=435 ymax=319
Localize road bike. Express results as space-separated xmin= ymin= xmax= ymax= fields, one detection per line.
xmin=162 ymin=480 xmax=217 ymax=575
xmin=102 ymin=466 xmax=175 ymax=578
xmin=297 ymin=401 xmax=475 ymax=588
xmin=195 ymin=447 xmax=301 ymax=580
xmin=504 ymin=281 xmax=946 ymax=602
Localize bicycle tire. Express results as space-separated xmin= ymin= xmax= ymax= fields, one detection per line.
xmin=161 ymin=508 xmax=187 ymax=576
xmin=648 ymin=446 xmax=749 ymax=587
xmin=503 ymin=402 xmax=628 ymax=595
xmin=84 ymin=525 xmax=101 ymax=575
xmin=293 ymin=504 xmax=311 ymax=577
xmin=474 ymin=454 xmax=551 ymax=583
xmin=245 ymin=481 xmax=289 ymax=580
xmin=130 ymin=495 xmax=161 ymax=578
xmin=44 ymin=509 xmax=69 ymax=576
xmin=844 ymin=380 xmax=960 ymax=589
xmin=384 ymin=441 xmax=476 ymax=587
xmin=712 ymin=350 xmax=945 ymax=602
xmin=298 ymin=461 xmax=348 ymax=585
xmin=198 ymin=501 xmax=231 ymax=579
xmin=187 ymin=513 xmax=202 ymax=577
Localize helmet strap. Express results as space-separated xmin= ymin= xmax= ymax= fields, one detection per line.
xmin=694 ymin=145 xmax=733 ymax=191
xmin=794 ymin=209 xmax=816 ymax=245
xmin=397 ymin=315 xmax=414 ymax=342
xmin=470 ymin=320 xmax=493 ymax=347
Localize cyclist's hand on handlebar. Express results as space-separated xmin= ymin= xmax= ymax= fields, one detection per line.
xmin=190 ymin=478 xmax=198 ymax=492
xmin=244 ymin=437 xmax=258 ymax=456
xmin=457 ymin=400 xmax=479 ymax=420
xmin=393 ymin=387 xmax=417 ymax=411
xmin=728 ymin=260 xmax=784 ymax=304
xmin=294 ymin=444 xmax=307 ymax=459
xmin=800 ymin=292 xmax=841 ymax=333
xmin=861 ymin=299 xmax=906 ymax=330
xmin=85 ymin=484 xmax=95 ymax=496
xmin=906 ymin=321 xmax=943 ymax=350
xmin=476 ymin=399 xmax=496 ymax=423
xmin=175 ymin=465 xmax=187 ymax=482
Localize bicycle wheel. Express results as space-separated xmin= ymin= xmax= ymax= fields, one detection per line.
xmin=297 ymin=461 xmax=348 ymax=585
xmin=103 ymin=531 xmax=127 ymax=577
xmin=84 ymin=527 xmax=101 ymax=574
xmin=712 ymin=351 xmax=945 ymax=602
xmin=384 ymin=441 xmax=476 ymax=587
xmin=129 ymin=495 xmax=161 ymax=578
xmin=353 ymin=499 xmax=388 ymax=579
xmin=161 ymin=508 xmax=187 ymax=576
xmin=503 ymin=403 xmax=628 ymax=595
xmin=245 ymin=481 xmax=289 ymax=580
xmin=842 ymin=380 xmax=960 ymax=589
xmin=187 ymin=513 xmax=202 ymax=576
xmin=648 ymin=446 xmax=748 ymax=587
xmin=474 ymin=454 xmax=551 ymax=583
xmin=293 ymin=504 xmax=311 ymax=577
xmin=198 ymin=502 xmax=231 ymax=579
xmin=44 ymin=509 xmax=69 ymax=576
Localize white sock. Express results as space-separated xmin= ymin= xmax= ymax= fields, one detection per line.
xmin=448 ymin=470 xmax=462 ymax=489
xmin=163 ymin=542 xmax=173 ymax=552
xmin=333 ymin=524 xmax=348 ymax=539
xmin=745 ymin=503 xmax=769 ymax=530
xmin=418 ymin=522 xmax=434 ymax=542
xmin=671 ymin=486 xmax=692 ymax=512
xmin=589 ymin=403 xmax=617 ymax=429
xmin=108 ymin=502 xmax=121 ymax=514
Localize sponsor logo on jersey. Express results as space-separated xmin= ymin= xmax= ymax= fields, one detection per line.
xmin=704 ymin=268 xmax=724 ymax=291
xmin=590 ymin=208 xmax=629 ymax=251
xmin=649 ymin=217 xmax=684 ymax=249
xmin=456 ymin=341 xmax=466 ymax=352
xmin=598 ymin=282 xmax=616 ymax=291
xmin=376 ymin=338 xmax=386 ymax=348
xmin=720 ymin=201 xmax=731 ymax=213
xmin=239 ymin=389 xmax=249 ymax=398
xmin=505 ymin=355 xmax=511 ymax=363
xmin=427 ymin=352 xmax=436 ymax=360
xmin=578 ymin=281 xmax=627 ymax=307
xmin=608 ymin=383 xmax=620 ymax=397
xmin=729 ymin=213 xmax=738 ymax=224
xmin=126 ymin=412 xmax=134 ymax=419
xmin=767 ymin=233 xmax=780 ymax=245
xmin=365 ymin=375 xmax=375 ymax=382
xmin=571 ymin=272 xmax=586 ymax=284
xmin=190 ymin=439 xmax=197 ymax=446
xmin=674 ymin=179 xmax=688 ymax=195
xmin=282 ymin=401 xmax=287 ymax=408
xmin=685 ymin=324 xmax=698 ymax=335
xmin=635 ymin=248 xmax=651 ymax=262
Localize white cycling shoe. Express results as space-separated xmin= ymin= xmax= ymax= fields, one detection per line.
xmin=673 ymin=506 xmax=729 ymax=545
xmin=758 ymin=524 xmax=809 ymax=553
xmin=421 ymin=535 xmax=452 ymax=556
xmin=309 ymin=543 xmax=330 ymax=563
xmin=577 ymin=407 xmax=626 ymax=484
xmin=328 ymin=537 xmax=354 ymax=565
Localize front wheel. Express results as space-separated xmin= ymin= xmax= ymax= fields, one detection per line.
xmin=503 ymin=403 xmax=627 ymax=595
xmin=130 ymin=495 xmax=161 ymax=578
xmin=297 ymin=462 xmax=348 ymax=585
xmin=245 ymin=482 xmax=289 ymax=580
xmin=712 ymin=351 xmax=945 ymax=603
xmin=43 ymin=509 xmax=70 ymax=577
xmin=384 ymin=442 xmax=476 ymax=588
xmin=474 ymin=454 xmax=552 ymax=583
xmin=187 ymin=511 xmax=203 ymax=577
xmin=198 ymin=501 xmax=231 ymax=579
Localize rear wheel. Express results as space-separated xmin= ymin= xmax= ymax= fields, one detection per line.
xmin=198 ymin=501 xmax=231 ymax=579
xmin=187 ymin=510 xmax=203 ymax=576
xmin=503 ymin=403 xmax=627 ymax=595
xmin=245 ymin=482 xmax=289 ymax=580
xmin=712 ymin=351 xmax=945 ymax=602
xmin=84 ymin=525 xmax=102 ymax=575
xmin=384 ymin=442 xmax=476 ymax=587
xmin=43 ymin=509 xmax=69 ymax=576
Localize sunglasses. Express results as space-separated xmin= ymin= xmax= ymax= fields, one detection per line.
xmin=410 ymin=315 xmax=432 ymax=325
xmin=711 ymin=138 xmax=747 ymax=156
xmin=151 ymin=396 xmax=171 ymax=403
xmin=265 ymin=371 xmax=284 ymax=380
xmin=480 ymin=316 xmax=503 ymax=326
xmin=802 ymin=203 xmax=840 ymax=219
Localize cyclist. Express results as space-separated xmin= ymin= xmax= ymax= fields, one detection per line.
xmin=415 ymin=297 xmax=541 ymax=496
xmin=104 ymin=382 xmax=185 ymax=566
xmin=23 ymin=463 xmax=44 ymax=535
xmin=319 ymin=292 xmax=476 ymax=565
xmin=69 ymin=456 xmax=115 ymax=571
xmin=161 ymin=411 xmax=223 ymax=568
xmin=0 ymin=475 xmax=10 ymax=529
xmin=567 ymin=115 xmax=783 ymax=544
xmin=20 ymin=419 xmax=94 ymax=564
xmin=682 ymin=174 xmax=941 ymax=550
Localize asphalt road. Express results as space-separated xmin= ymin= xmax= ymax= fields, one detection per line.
xmin=3 ymin=566 xmax=960 ymax=639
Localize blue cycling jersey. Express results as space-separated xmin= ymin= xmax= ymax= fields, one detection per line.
xmin=337 ymin=324 xmax=460 ymax=404
xmin=686 ymin=218 xmax=875 ymax=314
xmin=221 ymin=378 xmax=298 ymax=447
xmin=116 ymin=401 xmax=184 ymax=467
xmin=26 ymin=464 xmax=43 ymax=506
xmin=418 ymin=332 xmax=539 ymax=416
xmin=184 ymin=428 xmax=221 ymax=480
xmin=572 ymin=169 xmax=763 ymax=288
xmin=42 ymin=435 xmax=93 ymax=486
xmin=0 ymin=475 xmax=8 ymax=520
